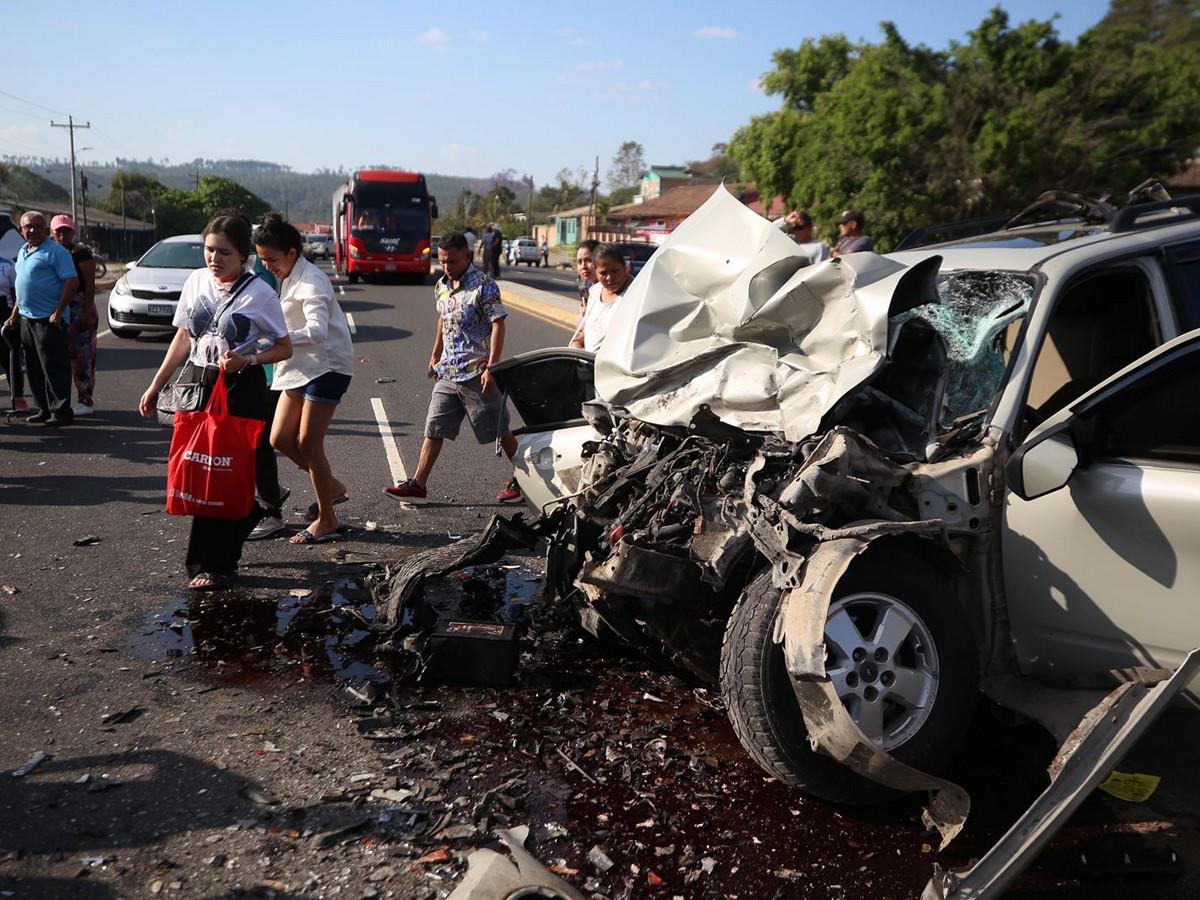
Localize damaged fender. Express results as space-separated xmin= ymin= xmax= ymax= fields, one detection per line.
xmin=775 ymin=534 xmax=969 ymax=849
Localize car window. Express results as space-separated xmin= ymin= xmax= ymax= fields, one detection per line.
xmin=138 ymin=241 xmax=205 ymax=269
xmin=1025 ymin=266 xmax=1160 ymax=421
xmin=1165 ymin=241 xmax=1200 ymax=332
xmin=1089 ymin=348 xmax=1200 ymax=463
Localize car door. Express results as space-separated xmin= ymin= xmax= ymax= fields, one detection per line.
xmin=488 ymin=348 xmax=598 ymax=514
xmin=1003 ymin=331 xmax=1200 ymax=682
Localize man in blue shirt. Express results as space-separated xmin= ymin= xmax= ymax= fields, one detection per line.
xmin=4 ymin=211 xmax=78 ymax=425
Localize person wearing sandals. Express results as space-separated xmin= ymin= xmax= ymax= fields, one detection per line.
xmin=254 ymin=214 xmax=353 ymax=544
xmin=138 ymin=213 xmax=293 ymax=591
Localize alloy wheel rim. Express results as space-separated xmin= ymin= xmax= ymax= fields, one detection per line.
xmin=823 ymin=592 xmax=940 ymax=751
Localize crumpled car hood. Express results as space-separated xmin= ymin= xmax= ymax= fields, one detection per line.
xmin=594 ymin=186 xmax=938 ymax=441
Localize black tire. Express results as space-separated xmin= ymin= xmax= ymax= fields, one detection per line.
xmin=348 ymin=273 xmax=360 ymax=285
xmin=110 ymin=327 xmax=141 ymax=339
xmin=720 ymin=547 xmax=978 ymax=805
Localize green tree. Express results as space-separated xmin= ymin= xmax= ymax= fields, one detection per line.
xmin=606 ymin=141 xmax=645 ymax=192
xmin=192 ymin=175 xmax=270 ymax=219
xmin=729 ymin=4 xmax=1200 ymax=250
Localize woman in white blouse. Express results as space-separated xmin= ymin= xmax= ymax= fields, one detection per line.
xmin=254 ymin=215 xmax=354 ymax=544
xmin=569 ymin=243 xmax=631 ymax=352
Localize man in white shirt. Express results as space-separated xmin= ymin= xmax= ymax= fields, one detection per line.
xmin=774 ymin=210 xmax=831 ymax=266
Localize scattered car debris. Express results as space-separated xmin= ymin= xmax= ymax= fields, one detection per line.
xmin=447 ymin=827 xmax=585 ymax=900
xmin=11 ymin=751 xmax=47 ymax=778
xmin=72 ymin=535 xmax=102 ymax=546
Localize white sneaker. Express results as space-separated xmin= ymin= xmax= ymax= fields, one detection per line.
xmin=247 ymin=516 xmax=286 ymax=540
xmin=73 ymin=403 xmax=95 ymax=417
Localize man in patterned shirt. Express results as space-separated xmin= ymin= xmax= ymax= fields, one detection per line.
xmin=384 ymin=232 xmax=522 ymax=502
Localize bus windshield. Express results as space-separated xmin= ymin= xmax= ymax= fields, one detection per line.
xmin=350 ymin=183 xmax=428 ymax=243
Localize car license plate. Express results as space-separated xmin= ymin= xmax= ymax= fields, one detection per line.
xmin=148 ymin=303 xmax=173 ymax=316
xmin=386 ymin=264 xmax=397 ymax=272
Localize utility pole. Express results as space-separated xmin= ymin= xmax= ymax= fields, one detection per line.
xmin=193 ymin=171 xmax=200 ymax=191
xmin=120 ymin=176 xmax=127 ymax=259
xmin=524 ymin=174 xmax=534 ymax=232
xmin=588 ymin=156 xmax=599 ymax=239
xmin=50 ymin=115 xmax=91 ymax=224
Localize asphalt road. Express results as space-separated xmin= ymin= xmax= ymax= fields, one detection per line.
xmin=493 ymin=261 xmax=579 ymax=299
xmin=0 ymin=269 xmax=574 ymax=897
xmin=5 ymin=268 xmax=1200 ymax=898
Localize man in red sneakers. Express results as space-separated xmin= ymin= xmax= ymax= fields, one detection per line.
xmin=384 ymin=232 xmax=522 ymax=504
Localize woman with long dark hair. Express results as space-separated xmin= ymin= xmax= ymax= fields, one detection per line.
xmin=254 ymin=214 xmax=353 ymax=543
xmin=138 ymin=213 xmax=293 ymax=590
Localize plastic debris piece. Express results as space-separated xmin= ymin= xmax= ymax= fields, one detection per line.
xmin=2 ymin=585 xmax=19 ymax=595
xmin=100 ymin=706 xmax=145 ymax=725
xmin=73 ymin=535 xmax=101 ymax=546
xmin=416 ymin=848 xmax=451 ymax=865
xmin=588 ymin=846 xmax=615 ymax=872
xmin=12 ymin=750 xmax=47 ymax=778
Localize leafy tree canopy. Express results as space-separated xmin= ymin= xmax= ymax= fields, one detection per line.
xmin=730 ymin=1 xmax=1200 ymax=249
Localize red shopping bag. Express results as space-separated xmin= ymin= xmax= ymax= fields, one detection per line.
xmin=165 ymin=369 xmax=264 ymax=519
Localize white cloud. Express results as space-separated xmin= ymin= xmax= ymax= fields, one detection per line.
xmin=746 ymin=77 xmax=765 ymax=93
xmin=574 ymin=58 xmax=623 ymax=72
xmin=471 ymin=29 xmax=490 ymax=42
xmin=418 ymin=27 xmax=449 ymax=51
xmin=0 ymin=125 xmax=39 ymax=142
xmin=558 ymin=27 xmax=588 ymax=47
xmin=693 ymin=25 xmax=737 ymax=39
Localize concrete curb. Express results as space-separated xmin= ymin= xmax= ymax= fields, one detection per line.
xmin=499 ymin=287 xmax=577 ymax=332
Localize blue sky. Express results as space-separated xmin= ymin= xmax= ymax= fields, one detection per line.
xmin=3 ymin=0 xmax=1111 ymax=188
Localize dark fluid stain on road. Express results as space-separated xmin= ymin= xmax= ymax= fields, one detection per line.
xmin=129 ymin=565 xmax=540 ymax=688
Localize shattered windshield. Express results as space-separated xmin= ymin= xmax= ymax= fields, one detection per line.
xmin=898 ymin=270 xmax=1034 ymax=425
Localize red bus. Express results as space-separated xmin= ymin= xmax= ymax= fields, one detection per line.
xmin=332 ymin=170 xmax=438 ymax=282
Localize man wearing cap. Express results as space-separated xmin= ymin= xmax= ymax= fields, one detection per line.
xmin=833 ymin=209 xmax=875 ymax=256
xmin=4 ymin=210 xmax=78 ymax=425
xmin=51 ymin=214 xmax=98 ymax=416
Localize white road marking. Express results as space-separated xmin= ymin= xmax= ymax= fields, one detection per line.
xmin=370 ymin=397 xmax=409 ymax=485
xmin=337 ymin=285 xmax=345 ymax=296
xmin=97 ymin=329 xmax=111 ymax=338
xmin=345 ymin=312 xmax=356 ymax=335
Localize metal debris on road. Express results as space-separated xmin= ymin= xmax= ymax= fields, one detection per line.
xmin=11 ymin=750 xmax=47 ymax=778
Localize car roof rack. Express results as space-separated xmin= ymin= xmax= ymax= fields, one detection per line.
xmin=894 ymin=214 xmax=1012 ymax=251
xmin=1109 ymin=194 xmax=1200 ymax=233
xmin=1003 ymin=191 xmax=1116 ymax=231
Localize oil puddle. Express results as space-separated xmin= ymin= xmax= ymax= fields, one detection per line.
xmin=129 ymin=564 xmax=541 ymax=689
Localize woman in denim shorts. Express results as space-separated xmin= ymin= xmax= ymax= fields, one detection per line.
xmin=254 ymin=215 xmax=355 ymax=543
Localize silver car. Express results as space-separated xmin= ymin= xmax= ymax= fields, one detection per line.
xmin=493 ymin=186 xmax=1200 ymax=896
xmin=107 ymin=234 xmax=205 ymax=338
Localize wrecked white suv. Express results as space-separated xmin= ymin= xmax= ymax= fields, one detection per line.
xmin=490 ymin=187 xmax=1200 ymax=893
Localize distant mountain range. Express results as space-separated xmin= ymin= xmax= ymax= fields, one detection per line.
xmin=1 ymin=156 xmax=524 ymax=223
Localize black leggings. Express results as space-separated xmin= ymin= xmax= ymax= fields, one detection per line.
xmin=183 ymin=365 xmax=283 ymax=577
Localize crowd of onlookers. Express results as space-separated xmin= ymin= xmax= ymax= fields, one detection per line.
xmin=0 ymin=211 xmax=98 ymax=424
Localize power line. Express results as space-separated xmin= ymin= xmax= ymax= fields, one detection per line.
xmin=0 ymin=89 xmax=66 ymax=117
xmin=0 ymin=103 xmax=45 ymax=122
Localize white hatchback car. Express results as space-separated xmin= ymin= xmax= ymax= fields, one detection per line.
xmin=492 ymin=186 xmax=1200 ymax=895
xmin=107 ymin=234 xmax=205 ymax=338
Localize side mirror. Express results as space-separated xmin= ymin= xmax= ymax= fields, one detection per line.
xmin=430 ymin=198 xmax=439 ymax=220
xmin=1007 ymin=429 xmax=1079 ymax=501
xmin=125 ymin=260 xmax=138 ymax=270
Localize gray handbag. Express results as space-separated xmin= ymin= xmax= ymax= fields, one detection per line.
xmin=155 ymin=361 xmax=207 ymax=427
xmin=155 ymin=272 xmax=257 ymax=427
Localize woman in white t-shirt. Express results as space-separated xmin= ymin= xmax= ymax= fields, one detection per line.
xmin=138 ymin=213 xmax=293 ymax=591
xmin=254 ymin=214 xmax=354 ymax=544
xmin=570 ymin=243 xmax=631 ymax=352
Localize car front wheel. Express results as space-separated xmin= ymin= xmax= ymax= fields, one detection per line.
xmin=720 ymin=548 xmax=978 ymax=805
